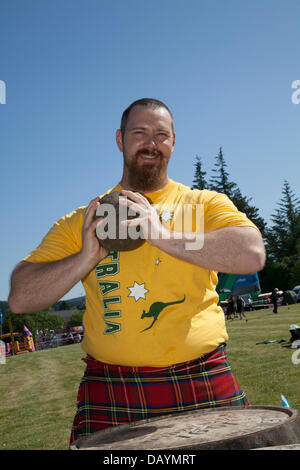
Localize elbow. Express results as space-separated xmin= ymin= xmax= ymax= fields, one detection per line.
xmin=253 ymin=251 xmax=266 ymax=273
xmin=254 ymin=235 xmax=266 ymax=272
xmin=8 ymin=293 xmax=24 ymax=314
xmin=236 ymin=245 xmax=266 ymax=275
xmin=8 ymin=261 xmax=30 ymax=314
xmin=257 ymin=247 xmax=266 ymax=272
xmin=247 ymin=245 xmax=266 ymax=274
xmin=244 ymin=230 xmax=266 ymax=274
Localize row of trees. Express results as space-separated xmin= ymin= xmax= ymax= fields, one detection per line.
xmin=1 ymin=309 xmax=84 ymax=338
xmin=192 ymin=147 xmax=300 ymax=292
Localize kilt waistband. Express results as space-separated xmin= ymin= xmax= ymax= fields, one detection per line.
xmin=82 ymin=343 xmax=227 ymax=375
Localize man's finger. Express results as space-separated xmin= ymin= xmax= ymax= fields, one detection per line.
xmin=92 ymin=216 xmax=104 ymax=231
xmin=121 ymin=190 xmax=147 ymax=205
xmin=119 ymin=197 xmax=144 ymax=216
xmin=84 ymin=198 xmax=100 ymax=224
xmin=121 ymin=216 xmax=147 ymax=227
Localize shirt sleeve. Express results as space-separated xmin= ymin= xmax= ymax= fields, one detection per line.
xmin=202 ymin=191 xmax=260 ymax=232
xmin=23 ymin=208 xmax=85 ymax=263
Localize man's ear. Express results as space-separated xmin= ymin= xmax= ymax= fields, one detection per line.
xmin=116 ymin=129 xmax=123 ymax=152
xmin=172 ymin=132 xmax=176 ymax=149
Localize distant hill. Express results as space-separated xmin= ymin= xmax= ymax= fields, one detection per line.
xmin=53 ymin=296 xmax=86 ymax=311
xmin=0 ymin=296 xmax=86 ymax=314
xmin=48 ymin=309 xmax=80 ymax=321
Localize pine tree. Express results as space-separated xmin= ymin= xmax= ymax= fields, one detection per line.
xmin=231 ymin=188 xmax=267 ymax=236
xmin=209 ymin=147 xmax=237 ymax=197
xmin=290 ymin=213 xmax=300 ymax=286
xmin=191 ymin=155 xmax=208 ymax=190
xmin=260 ymin=182 xmax=300 ymax=291
xmin=266 ymin=180 xmax=300 ymax=260
xmin=208 ymin=147 xmax=266 ymax=236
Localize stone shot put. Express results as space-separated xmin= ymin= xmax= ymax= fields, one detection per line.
xmin=95 ymin=191 xmax=146 ymax=251
xmin=8 ymin=98 xmax=266 ymax=447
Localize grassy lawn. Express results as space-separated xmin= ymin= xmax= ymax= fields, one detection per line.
xmin=0 ymin=303 xmax=299 ymax=450
xmin=0 ymin=343 xmax=85 ymax=450
xmin=226 ymin=303 xmax=300 ymax=411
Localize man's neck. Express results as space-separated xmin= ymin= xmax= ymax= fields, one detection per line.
xmin=119 ymin=176 xmax=170 ymax=194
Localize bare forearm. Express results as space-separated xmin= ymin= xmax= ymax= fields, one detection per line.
xmin=151 ymin=226 xmax=266 ymax=274
xmin=8 ymin=253 xmax=93 ymax=313
xmin=119 ymin=191 xmax=266 ymax=274
xmin=9 ymin=198 xmax=109 ymax=314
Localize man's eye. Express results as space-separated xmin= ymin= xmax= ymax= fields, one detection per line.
xmin=157 ymin=133 xmax=168 ymax=139
xmin=158 ymin=131 xmax=169 ymax=136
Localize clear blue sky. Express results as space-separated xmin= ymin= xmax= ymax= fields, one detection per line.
xmin=1 ymin=0 xmax=299 ymax=302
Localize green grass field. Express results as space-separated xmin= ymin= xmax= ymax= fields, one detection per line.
xmin=1 ymin=304 xmax=300 ymax=450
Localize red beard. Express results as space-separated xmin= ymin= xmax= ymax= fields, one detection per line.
xmin=125 ymin=149 xmax=168 ymax=192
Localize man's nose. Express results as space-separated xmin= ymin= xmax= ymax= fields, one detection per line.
xmin=143 ymin=134 xmax=157 ymax=147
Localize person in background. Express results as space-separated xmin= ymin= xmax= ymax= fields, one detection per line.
xmin=236 ymin=296 xmax=247 ymax=322
xmin=246 ymin=296 xmax=253 ymax=311
xmin=226 ymin=295 xmax=237 ymax=320
xmin=271 ymin=288 xmax=279 ymax=314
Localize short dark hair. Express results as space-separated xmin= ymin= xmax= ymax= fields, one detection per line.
xmin=120 ymin=98 xmax=175 ymax=136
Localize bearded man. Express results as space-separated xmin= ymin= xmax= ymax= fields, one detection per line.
xmin=8 ymin=98 xmax=266 ymax=446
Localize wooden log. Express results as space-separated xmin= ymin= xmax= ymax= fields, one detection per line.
xmin=70 ymin=405 xmax=300 ymax=451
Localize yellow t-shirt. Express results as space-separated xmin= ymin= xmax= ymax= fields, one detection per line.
xmin=24 ymin=179 xmax=259 ymax=366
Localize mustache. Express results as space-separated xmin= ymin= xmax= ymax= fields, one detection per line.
xmin=135 ymin=149 xmax=163 ymax=159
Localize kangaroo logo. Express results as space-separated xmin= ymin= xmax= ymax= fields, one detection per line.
xmin=140 ymin=295 xmax=186 ymax=332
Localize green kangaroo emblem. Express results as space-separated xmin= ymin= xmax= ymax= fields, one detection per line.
xmin=140 ymin=295 xmax=186 ymax=332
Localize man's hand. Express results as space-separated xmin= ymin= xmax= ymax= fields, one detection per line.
xmin=119 ymin=190 xmax=169 ymax=243
xmin=81 ymin=197 xmax=109 ymax=267
xmin=8 ymin=197 xmax=109 ymax=314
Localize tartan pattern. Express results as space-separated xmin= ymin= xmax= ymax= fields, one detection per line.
xmin=70 ymin=345 xmax=249 ymax=444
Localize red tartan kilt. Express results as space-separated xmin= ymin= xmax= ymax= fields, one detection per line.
xmin=70 ymin=345 xmax=249 ymax=445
